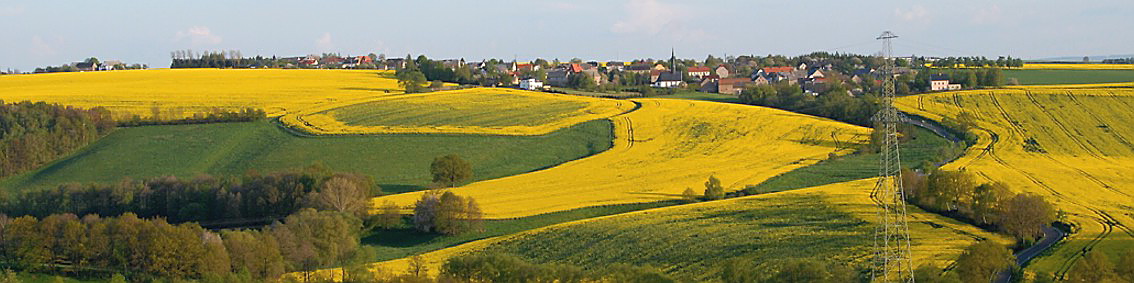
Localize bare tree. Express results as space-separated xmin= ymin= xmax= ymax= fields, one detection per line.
xmin=305 ymin=176 xmax=368 ymax=216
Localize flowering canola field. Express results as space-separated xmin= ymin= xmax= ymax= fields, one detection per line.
xmin=897 ymin=86 xmax=1134 ymax=277
xmin=370 ymin=99 xmax=871 ymax=218
xmin=1022 ymin=63 xmax=1134 ymax=70
xmin=302 ymin=179 xmax=1005 ymax=281
xmin=283 ymin=88 xmax=634 ymax=136
xmin=0 ymin=69 xmax=402 ymax=120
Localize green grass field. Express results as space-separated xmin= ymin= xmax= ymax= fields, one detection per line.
xmin=0 ymin=119 xmax=613 ymax=193
xmin=1003 ymin=69 xmax=1134 ymax=85
xmin=328 ymin=92 xmax=589 ymax=127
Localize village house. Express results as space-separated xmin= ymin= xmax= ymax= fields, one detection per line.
xmin=649 ymin=69 xmax=663 ymax=83
xmin=581 ymin=68 xmax=604 ymax=85
xmin=441 ymin=59 xmax=465 ymax=69
xmin=546 ymin=70 xmax=570 ymax=87
xmin=73 ymin=62 xmax=98 ymax=72
xmin=605 ymin=61 xmax=626 ymax=72
xmin=98 ymin=60 xmax=123 ymax=71
xmin=687 ymin=66 xmax=711 ymax=79
xmin=717 ymin=78 xmax=754 ymax=94
xmin=754 ymin=66 xmax=800 ymax=85
xmin=384 ymin=58 xmax=406 ymax=70
xmin=714 ymin=65 xmax=731 ymax=78
xmin=698 ymin=75 xmax=720 ymax=93
xmin=625 ymin=64 xmax=654 ymax=74
xmin=929 ymin=74 xmax=963 ymax=91
xmin=519 ymin=78 xmax=544 ymax=90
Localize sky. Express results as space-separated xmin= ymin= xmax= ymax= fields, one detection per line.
xmin=1 ymin=0 xmax=1132 ymax=71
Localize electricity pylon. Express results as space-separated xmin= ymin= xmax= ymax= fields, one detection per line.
xmin=872 ymin=31 xmax=915 ymax=283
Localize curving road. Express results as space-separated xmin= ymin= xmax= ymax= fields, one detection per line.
xmin=995 ymin=226 xmax=1066 ymax=283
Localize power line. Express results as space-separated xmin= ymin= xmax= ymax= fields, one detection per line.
xmin=872 ymin=31 xmax=916 ymax=283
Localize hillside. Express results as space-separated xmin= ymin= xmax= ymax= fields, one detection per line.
xmin=897 ymin=86 xmax=1134 ymax=277
xmin=310 ymin=179 xmax=1007 ymax=281
xmin=284 ymin=88 xmax=634 ymax=136
xmin=0 ymin=69 xmax=401 ymax=120
xmin=0 ymin=119 xmax=613 ymax=193
xmin=371 ymin=99 xmax=873 ymax=219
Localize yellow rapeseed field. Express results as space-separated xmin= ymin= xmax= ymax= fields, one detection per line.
xmin=370 ymin=99 xmax=872 ymax=219
xmin=282 ymin=88 xmax=634 ymax=136
xmin=298 ymin=179 xmax=1007 ymax=281
xmin=0 ymin=69 xmax=402 ymax=120
xmin=897 ymin=87 xmax=1134 ymax=277
xmin=1022 ymin=63 xmax=1134 ymax=70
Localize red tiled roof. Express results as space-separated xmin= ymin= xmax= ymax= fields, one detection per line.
xmin=687 ymin=66 xmax=711 ymax=72
xmin=762 ymin=67 xmax=794 ymax=73
xmin=569 ymin=64 xmax=584 ymax=73
xmin=650 ymin=70 xmax=663 ymax=76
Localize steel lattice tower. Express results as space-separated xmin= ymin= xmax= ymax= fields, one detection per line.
xmin=872 ymin=31 xmax=915 ymax=283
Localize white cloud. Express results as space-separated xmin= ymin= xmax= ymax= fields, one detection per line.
xmin=895 ymin=6 xmax=929 ymax=23
xmin=611 ymin=0 xmax=679 ymax=34
xmin=610 ymin=0 xmax=708 ymax=41
xmin=315 ymin=33 xmax=335 ymax=52
xmin=970 ymin=5 xmax=1002 ymax=24
xmin=30 ymin=36 xmax=59 ymax=57
xmin=175 ymin=26 xmax=222 ymax=46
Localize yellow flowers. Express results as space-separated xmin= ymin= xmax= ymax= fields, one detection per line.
xmin=1022 ymin=63 xmax=1134 ymax=70
xmin=282 ymin=88 xmax=635 ymax=136
xmin=315 ymin=179 xmax=1006 ymax=280
xmin=896 ymin=86 xmax=1134 ymax=276
xmin=370 ymin=99 xmax=872 ymax=219
xmin=0 ymin=69 xmax=402 ymax=120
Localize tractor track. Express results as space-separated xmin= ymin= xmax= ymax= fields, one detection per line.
xmin=975 ymin=93 xmax=1117 ymax=279
xmin=1020 ymin=91 xmax=1130 ymax=198
xmin=1021 ymin=91 xmax=1106 ymax=160
xmin=1084 ymin=90 xmax=1134 ymax=152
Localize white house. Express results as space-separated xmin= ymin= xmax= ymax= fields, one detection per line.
xmin=519 ymin=78 xmax=544 ymax=90
xmin=929 ymin=74 xmax=951 ymax=91
xmin=686 ymin=66 xmax=711 ymax=78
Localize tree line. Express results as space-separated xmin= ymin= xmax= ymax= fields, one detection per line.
xmin=739 ymin=82 xmax=881 ymax=127
xmin=0 ymin=101 xmax=116 ymax=179
xmin=0 ymin=164 xmax=379 ymax=225
xmin=927 ymin=56 xmax=1025 ymax=68
xmin=0 ymin=208 xmax=364 ymax=282
xmin=901 ymin=169 xmax=1056 ymax=242
xmin=118 ymin=107 xmax=266 ymax=127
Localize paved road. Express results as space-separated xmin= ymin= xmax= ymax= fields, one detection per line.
xmin=993 ymin=225 xmax=1066 ymax=283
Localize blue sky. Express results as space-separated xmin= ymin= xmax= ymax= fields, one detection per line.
xmin=1 ymin=0 xmax=1132 ymax=71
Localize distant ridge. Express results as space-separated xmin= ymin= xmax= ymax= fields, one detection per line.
xmin=1034 ymin=54 xmax=1134 ymax=62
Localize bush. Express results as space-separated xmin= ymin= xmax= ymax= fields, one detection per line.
xmin=412 ymin=191 xmax=482 ymax=235
xmin=704 ymin=176 xmax=725 ymax=200
xmin=954 ymin=241 xmax=1013 ymax=283
xmin=431 ymin=154 xmax=473 ymax=187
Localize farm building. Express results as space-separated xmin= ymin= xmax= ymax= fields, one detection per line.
xmin=717 ymin=78 xmax=754 ymax=94
xmin=519 ymin=79 xmax=544 ymax=90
